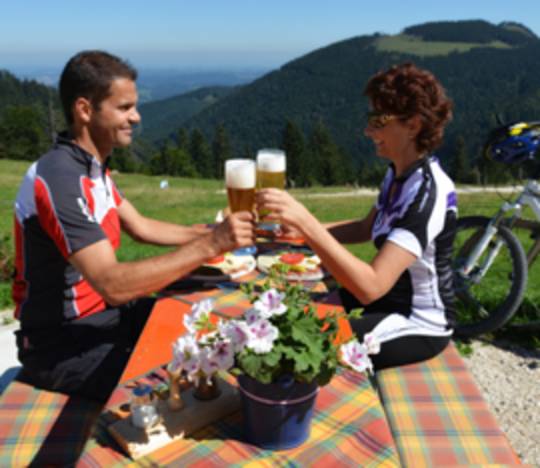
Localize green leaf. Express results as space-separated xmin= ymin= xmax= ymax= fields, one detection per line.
xmin=237 ymin=352 xmax=264 ymax=377
xmin=262 ymin=350 xmax=282 ymax=367
xmin=291 ymin=316 xmax=319 ymax=346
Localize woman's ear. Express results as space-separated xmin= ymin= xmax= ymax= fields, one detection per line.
xmin=73 ymin=97 xmax=92 ymax=124
xmin=407 ymin=115 xmax=422 ymax=140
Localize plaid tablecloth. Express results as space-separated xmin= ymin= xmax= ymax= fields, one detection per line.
xmin=77 ymin=369 xmax=398 ymax=467
xmin=0 ymin=381 xmax=102 ymax=466
xmin=376 ymin=343 xmax=521 ymax=467
xmin=0 ymin=281 xmax=399 ymax=467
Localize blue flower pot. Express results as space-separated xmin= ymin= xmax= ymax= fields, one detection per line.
xmin=237 ymin=374 xmax=318 ymax=450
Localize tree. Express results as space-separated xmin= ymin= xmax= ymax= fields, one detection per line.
xmin=149 ymin=144 xmax=197 ymax=177
xmin=307 ymin=120 xmax=348 ymax=186
xmin=110 ymin=147 xmax=138 ymax=173
xmin=0 ymin=105 xmax=49 ymax=160
xmin=177 ymin=128 xmax=190 ymax=152
xmin=190 ymin=129 xmax=213 ymax=178
xmin=212 ymin=124 xmax=231 ymax=179
xmin=281 ymin=120 xmax=306 ymax=187
xmin=170 ymin=146 xmax=198 ymax=177
xmin=451 ymin=136 xmax=471 ymax=183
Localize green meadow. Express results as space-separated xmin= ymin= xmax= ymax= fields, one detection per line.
xmin=0 ymin=160 xmax=538 ymax=345
xmin=374 ymin=34 xmax=512 ymax=56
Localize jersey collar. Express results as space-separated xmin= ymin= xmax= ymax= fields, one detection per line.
xmin=55 ymin=131 xmax=108 ymax=178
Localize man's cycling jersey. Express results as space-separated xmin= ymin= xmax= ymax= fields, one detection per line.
xmin=367 ymin=156 xmax=457 ymax=335
xmin=13 ymin=134 xmax=123 ymax=330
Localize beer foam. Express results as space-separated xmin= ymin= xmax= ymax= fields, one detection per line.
xmin=256 ymin=149 xmax=286 ymax=172
xmin=225 ymin=159 xmax=256 ymax=189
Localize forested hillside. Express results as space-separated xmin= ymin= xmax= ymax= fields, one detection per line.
xmin=0 ymin=70 xmax=62 ymax=160
xmin=179 ymin=20 xmax=540 ymax=183
xmin=2 ymin=20 xmax=540 ymax=187
xmin=139 ymin=86 xmax=235 ymax=142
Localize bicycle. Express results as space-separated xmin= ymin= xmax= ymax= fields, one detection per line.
xmin=452 ymin=121 xmax=540 ymax=338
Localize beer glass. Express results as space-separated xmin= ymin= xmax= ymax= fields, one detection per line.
xmin=256 ymin=149 xmax=286 ymax=191
xmin=256 ymin=149 xmax=286 ymax=231
xmin=224 ymin=159 xmax=257 ymax=255
xmin=225 ymin=159 xmax=256 ymax=213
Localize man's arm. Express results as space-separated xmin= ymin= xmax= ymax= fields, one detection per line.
xmin=69 ymin=212 xmax=255 ymax=306
xmin=117 ymin=198 xmax=210 ymax=246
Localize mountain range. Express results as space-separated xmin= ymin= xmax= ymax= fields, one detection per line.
xmin=2 ymin=19 xmax=540 ymax=173
xmin=141 ymin=19 xmax=540 ymax=169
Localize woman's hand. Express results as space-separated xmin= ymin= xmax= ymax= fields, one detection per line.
xmin=256 ymin=188 xmax=313 ymax=234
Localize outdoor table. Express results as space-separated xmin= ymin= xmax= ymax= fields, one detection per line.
xmin=0 ymin=266 xmax=400 ymax=466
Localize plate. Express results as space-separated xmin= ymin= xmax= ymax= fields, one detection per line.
xmin=198 ymin=253 xmax=256 ymax=280
xmin=256 ymin=249 xmax=325 ymax=281
xmin=163 ymin=254 xmax=256 ymax=292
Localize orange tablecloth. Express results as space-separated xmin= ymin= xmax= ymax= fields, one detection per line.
xmin=0 ymin=280 xmax=399 ymax=467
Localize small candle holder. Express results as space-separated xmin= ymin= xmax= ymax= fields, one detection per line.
xmin=130 ymin=384 xmax=160 ymax=429
xmin=193 ymin=374 xmax=221 ymax=401
xmin=166 ymin=363 xmax=184 ymax=411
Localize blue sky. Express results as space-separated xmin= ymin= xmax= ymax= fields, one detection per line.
xmin=2 ymin=0 xmax=539 ymax=70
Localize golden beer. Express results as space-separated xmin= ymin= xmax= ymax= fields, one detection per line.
xmin=256 ymin=149 xmax=286 ymax=220
xmin=227 ymin=187 xmax=255 ymax=213
xmin=256 ymin=170 xmax=285 ymax=189
xmin=225 ymin=159 xmax=256 ymax=213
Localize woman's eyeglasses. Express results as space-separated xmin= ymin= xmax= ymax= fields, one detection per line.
xmin=366 ymin=111 xmax=406 ymax=129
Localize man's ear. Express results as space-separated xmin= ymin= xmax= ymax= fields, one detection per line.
xmin=73 ymin=97 xmax=92 ymax=124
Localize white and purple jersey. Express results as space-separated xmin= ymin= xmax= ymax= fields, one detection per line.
xmin=369 ymin=156 xmax=457 ymax=335
xmin=13 ymin=134 xmax=123 ymax=330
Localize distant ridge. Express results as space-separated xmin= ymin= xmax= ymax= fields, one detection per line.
xmin=139 ymin=86 xmax=235 ymax=142
xmin=169 ymin=19 xmax=540 ymax=167
xmin=403 ymin=19 xmax=537 ymax=45
xmin=0 ymin=70 xmax=59 ymax=113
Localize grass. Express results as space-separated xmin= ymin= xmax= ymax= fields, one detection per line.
xmin=0 ymin=160 xmax=538 ymax=348
xmin=374 ymin=34 xmax=512 ymax=57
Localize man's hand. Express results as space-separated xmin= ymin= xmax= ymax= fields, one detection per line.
xmin=210 ymin=211 xmax=256 ymax=254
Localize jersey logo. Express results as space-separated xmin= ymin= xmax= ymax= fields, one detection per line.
xmin=77 ymin=197 xmax=97 ymax=223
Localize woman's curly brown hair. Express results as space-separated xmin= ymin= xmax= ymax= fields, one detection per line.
xmin=364 ymin=62 xmax=453 ymax=154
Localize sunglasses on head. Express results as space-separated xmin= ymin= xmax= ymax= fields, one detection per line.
xmin=366 ymin=111 xmax=406 ymax=129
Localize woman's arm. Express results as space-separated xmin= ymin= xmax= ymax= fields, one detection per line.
xmin=257 ymin=189 xmax=416 ymax=304
xmin=323 ymin=207 xmax=377 ymax=244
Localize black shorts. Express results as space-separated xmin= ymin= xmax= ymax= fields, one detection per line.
xmin=16 ymin=298 xmax=155 ymax=403
xmin=338 ymin=288 xmax=451 ymax=371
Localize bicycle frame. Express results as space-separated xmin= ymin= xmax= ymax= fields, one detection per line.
xmin=458 ymin=179 xmax=540 ymax=279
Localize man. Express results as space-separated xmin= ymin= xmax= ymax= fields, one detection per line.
xmin=12 ymin=50 xmax=255 ymax=402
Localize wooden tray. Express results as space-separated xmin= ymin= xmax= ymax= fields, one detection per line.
xmin=108 ymin=377 xmax=240 ymax=460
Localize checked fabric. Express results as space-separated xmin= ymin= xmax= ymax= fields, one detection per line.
xmin=77 ymin=369 xmax=399 ymax=467
xmin=376 ymin=343 xmax=522 ymax=467
xmin=0 ymin=283 xmax=399 ymax=467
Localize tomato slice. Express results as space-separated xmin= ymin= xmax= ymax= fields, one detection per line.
xmin=207 ymin=254 xmax=225 ymax=264
xmin=279 ymin=253 xmax=305 ymax=265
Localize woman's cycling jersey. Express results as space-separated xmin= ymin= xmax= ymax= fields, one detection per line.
xmin=367 ymin=156 xmax=457 ymax=335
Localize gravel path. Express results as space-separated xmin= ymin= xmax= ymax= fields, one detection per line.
xmin=463 ymin=340 xmax=540 ymax=467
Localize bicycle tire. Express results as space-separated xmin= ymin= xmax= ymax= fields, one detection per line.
xmin=452 ymin=215 xmax=528 ymax=338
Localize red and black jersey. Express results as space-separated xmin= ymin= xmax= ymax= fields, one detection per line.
xmin=13 ymin=134 xmax=123 ymax=330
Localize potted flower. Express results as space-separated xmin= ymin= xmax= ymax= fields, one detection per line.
xmin=171 ymin=273 xmax=379 ymax=450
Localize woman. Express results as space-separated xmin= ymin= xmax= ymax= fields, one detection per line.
xmin=257 ymin=63 xmax=456 ymax=370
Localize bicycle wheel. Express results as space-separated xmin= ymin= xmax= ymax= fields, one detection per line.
xmin=452 ymin=216 xmax=528 ymax=338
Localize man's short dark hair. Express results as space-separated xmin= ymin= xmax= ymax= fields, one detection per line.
xmin=59 ymin=50 xmax=138 ymax=126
